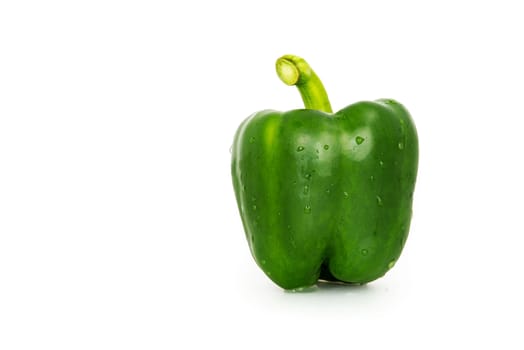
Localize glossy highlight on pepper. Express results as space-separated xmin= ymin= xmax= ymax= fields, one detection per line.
xmin=231 ymin=55 xmax=418 ymax=290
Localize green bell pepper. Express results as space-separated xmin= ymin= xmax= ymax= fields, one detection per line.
xmin=231 ymin=55 xmax=418 ymax=290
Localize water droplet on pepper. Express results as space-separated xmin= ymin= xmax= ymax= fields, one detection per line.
xmin=303 ymin=185 xmax=309 ymax=195
xmin=388 ymin=260 xmax=396 ymax=269
xmin=304 ymin=205 xmax=311 ymax=214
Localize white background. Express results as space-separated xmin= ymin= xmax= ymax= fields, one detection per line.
xmin=1 ymin=1 xmax=523 ymax=348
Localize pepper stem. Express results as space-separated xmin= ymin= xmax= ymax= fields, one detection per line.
xmin=275 ymin=55 xmax=333 ymax=113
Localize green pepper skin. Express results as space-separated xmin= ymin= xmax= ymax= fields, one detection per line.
xmin=231 ymin=100 xmax=418 ymax=290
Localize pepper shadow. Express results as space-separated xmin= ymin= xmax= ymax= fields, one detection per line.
xmin=283 ymin=280 xmax=373 ymax=294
